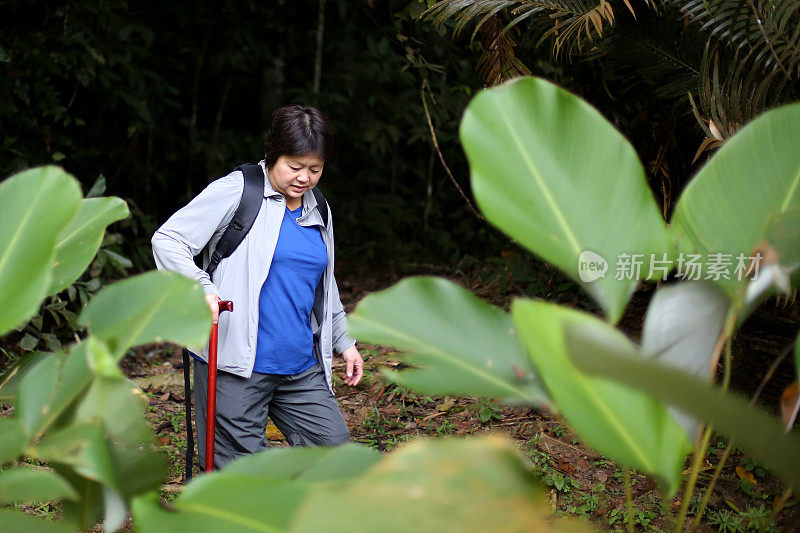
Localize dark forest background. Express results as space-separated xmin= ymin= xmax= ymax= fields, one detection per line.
xmin=2 ymin=1 xmax=492 ymax=272
xmin=3 ymin=0 xmax=800 ymax=276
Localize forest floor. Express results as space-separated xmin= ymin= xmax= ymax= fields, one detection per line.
xmin=4 ymin=258 xmax=799 ymax=531
xmin=121 ymin=259 xmax=799 ymax=532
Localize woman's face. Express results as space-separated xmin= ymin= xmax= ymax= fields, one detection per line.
xmin=267 ymin=153 xmax=324 ymax=209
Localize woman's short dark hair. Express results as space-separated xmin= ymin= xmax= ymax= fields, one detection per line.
xmin=264 ymin=105 xmax=332 ymax=168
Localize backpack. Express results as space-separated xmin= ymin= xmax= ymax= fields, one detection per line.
xmin=182 ymin=162 xmax=330 ymax=479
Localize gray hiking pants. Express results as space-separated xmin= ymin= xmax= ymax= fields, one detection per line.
xmin=193 ymin=359 xmax=350 ymax=470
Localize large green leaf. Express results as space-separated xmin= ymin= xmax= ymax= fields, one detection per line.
xmin=109 ymin=440 xmax=168 ymax=501
xmin=16 ymin=352 xmax=61 ymax=437
xmin=348 ymin=276 xmax=548 ymax=405
xmin=73 ymin=375 xmax=153 ymax=442
xmin=291 ymin=436 xmax=578 ymax=532
xmin=133 ymin=475 xmax=310 ymax=533
xmin=461 ymin=77 xmax=670 ymax=323
xmin=0 ymin=418 xmax=26 ymax=463
xmin=0 ymin=466 xmax=78 ymax=504
xmin=223 ymin=443 xmax=382 ymax=483
xmin=671 ymin=101 xmax=800 ymax=300
xmin=31 ymin=424 xmax=119 ymax=490
xmin=0 ymin=166 xmax=82 ymax=334
xmin=15 ymin=345 xmax=93 ymax=437
xmin=0 ymin=352 xmax=50 ymax=403
xmin=765 ymin=207 xmax=800 ymax=269
xmin=0 ymin=509 xmax=72 ymax=533
xmin=48 ymin=196 xmax=129 ymax=295
xmin=55 ymin=467 xmax=104 ymax=531
xmin=81 ymin=270 xmax=210 ymax=359
xmin=511 ymin=299 xmax=690 ymax=496
xmin=565 ymin=324 xmax=800 ymax=489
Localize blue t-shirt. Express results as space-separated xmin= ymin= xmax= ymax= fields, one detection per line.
xmin=253 ymin=205 xmax=328 ymax=374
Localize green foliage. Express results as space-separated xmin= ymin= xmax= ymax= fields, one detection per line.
xmin=565 ymin=320 xmax=800 ymax=489
xmin=1 ymin=2 xmax=491 ymax=271
xmin=0 ymin=167 xmax=208 ymax=530
xmin=0 ymin=167 xmax=81 ymax=334
xmin=512 ymin=299 xmax=690 ymax=495
xmin=348 ymin=276 xmax=548 ymax=405
xmin=349 ymin=76 xmax=800 ymax=523
xmin=49 ymin=196 xmax=129 ymax=295
xmin=0 ymin=467 xmax=78 ymax=504
xmin=222 ymin=444 xmax=382 ymax=483
xmin=132 ymin=437 xmax=579 ymax=532
xmin=81 ymin=270 xmax=210 ymax=360
xmin=460 ymin=77 xmax=670 ymax=323
xmin=0 ymin=509 xmax=72 ymax=532
xmin=425 ymin=0 xmax=800 ymax=141
xmin=670 ymin=101 xmax=800 ymax=301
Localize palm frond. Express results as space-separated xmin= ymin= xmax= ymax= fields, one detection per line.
xmin=535 ymin=0 xmax=617 ymax=59
xmin=695 ymin=39 xmax=792 ymax=138
xmin=587 ymin=13 xmax=706 ymax=103
xmin=476 ymin=15 xmax=532 ymax=84
xmin=423 ymin=0 xmax=641 ymax=60
xmin=669 ymin=0 xmax=800 ymax=78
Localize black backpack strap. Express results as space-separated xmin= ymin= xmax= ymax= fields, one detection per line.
xmin=312 ymin=187 xmax=329 ymax=228
xmin=205 ymin=164 xmax=265 ymax=276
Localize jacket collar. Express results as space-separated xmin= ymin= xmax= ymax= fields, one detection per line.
xmin=258 ymin=160 xmax=282 ymax=199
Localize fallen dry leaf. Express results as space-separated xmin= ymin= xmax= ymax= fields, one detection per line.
xmin=736 ymin=466 xmax=757 ymax=485
xmin=780 ymin=381 xmax=800 ymax=431
xmin=557 ymin=459 xmax=576 ymax=477
xmin=435 ymin=398 xmax=455 ymax=412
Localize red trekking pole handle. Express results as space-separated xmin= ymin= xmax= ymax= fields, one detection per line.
xmin=205 ymin=300 xmax=233 ymax=472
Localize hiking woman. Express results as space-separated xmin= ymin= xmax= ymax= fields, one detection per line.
xmin=152 ymin=105 xmax=363 ymax=469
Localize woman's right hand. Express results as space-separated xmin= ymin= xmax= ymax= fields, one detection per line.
xmin=205 ymin=293 xmax=220 ymax=324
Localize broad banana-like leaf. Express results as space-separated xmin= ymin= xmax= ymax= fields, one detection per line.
xmin=14 ymin=345 xmax=92 ymax=437
xmin=30 ymin=424 xmax=119 ymax=491
xmin=134 ymin=436 xmax=585 ymax=533
xmin=565 ymin=324 xmax=800 ymax=489
xmin=48 ymin=196 xmax=129 ymax=295
xmin=72 ymin=373 xmax=153 ymax=443
xmin=291 ymin=436 xmax=583 ymax=533
xmin=0 ymin=352 xmax=50 ymax=404
xmin=81 ymin=270 xmax=210 ymax=360
xmin=223 ymin=443 xmax=382 ymax=482
xmin=132 ymin=475 xmax=310 ymax=532
xmin=0 ymin=166 xmax=81 ymax=334
xmin=0 ymin=418 xmax=26 ymax=463
xmin=461 ymin=77 xmax=670 ymax=323
xmin=348 ymin=276 xmax=549 ymax=406
xmin=0 ymin=509 xmax=72 ymax=532
xmin=0 ymin=467 xmax=78 ymax=504
xmin=54 ymin=467 xmax=104 ymax=531
xmin=511 ymin=299 xmax=690 ymax=496
xmin=671 ymin=101 xmax=800 ymax=302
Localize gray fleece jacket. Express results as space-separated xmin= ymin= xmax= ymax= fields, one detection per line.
xmin=151 ymin=161 xmax=355 ymax=393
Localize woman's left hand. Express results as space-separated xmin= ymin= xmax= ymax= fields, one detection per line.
xmin=340 ymin=346 xmax=364 ymax=386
